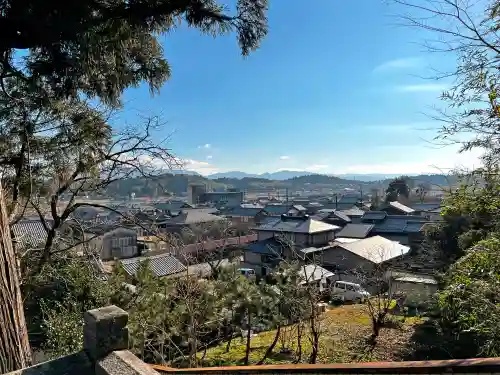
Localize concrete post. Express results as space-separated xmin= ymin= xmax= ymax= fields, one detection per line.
xmin=83 ymin=305 xmax=129 ymax=361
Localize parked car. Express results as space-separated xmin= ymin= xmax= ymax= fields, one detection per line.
xmin=238 ymin=268 xmax=256 ymax=277
xmin=331 ymin=281 xmax=370 ymax=303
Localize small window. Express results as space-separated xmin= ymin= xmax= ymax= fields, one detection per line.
xmin=346 ymin=284 xmax=356 ymax=291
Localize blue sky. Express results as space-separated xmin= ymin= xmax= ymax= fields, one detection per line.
xmin=118 ymin=0 xmax=482 ymax=176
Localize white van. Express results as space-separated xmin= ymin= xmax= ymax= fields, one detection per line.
xmin=331 ymin=281 xmax=370 ymax=303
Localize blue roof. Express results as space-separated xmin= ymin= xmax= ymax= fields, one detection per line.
xmin=372 ymin=217 xmax=428 ymax=234
xmin=246 ymin=238 xmax=286 ymax=255
xmin=362 ymin=211 xmax=388 ymax=221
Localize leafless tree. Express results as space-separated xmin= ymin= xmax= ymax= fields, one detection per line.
xmin=393 ymin=0 xmax=499 ymax=165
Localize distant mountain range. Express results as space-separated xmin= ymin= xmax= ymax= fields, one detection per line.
xmin=207 ymin=170 xmax=313 ymax=180
xmin=207 ymin=171 xmax=431 ymax=182
xmin=104 ymin=170 xmax=458 ymax=197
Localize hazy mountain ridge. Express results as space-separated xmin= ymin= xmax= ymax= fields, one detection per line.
xmin=104 ymin=171 xmax=456 ymax=197
xmin=207 ymin=170 xmax=451 ymax=182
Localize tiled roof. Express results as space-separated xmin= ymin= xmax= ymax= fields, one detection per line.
xmin=388 ymin=201 xmax=415 ymax=214
xmin=306 ymin=202 xmax=323 ymax=207
xmin=311 ymin=209 xmax=351 ymax=223
xmin=256 ymin=215 xmax=340 ymax=234
xmin=321 ymin=202 xmax=358 ymax=211
xmin=410 ymin=202 xmax=442 ymax=211
xmin=263 ymin=204 xmax=292 ymax=215
xmin=12 ymin=220 xmax=48 ymax=250
xmin=338 ymin=196 xmax=360 ymax=204
xmin=185 ymin=257 xmax=242 ymax=278
xmin=372 ymin=216 xmax=428 ymax=234
xmin=334 ymin=235 xmax=410 ymax=264
xmin=338 ymin=206 xmax=365 ymax=217
xmin=331 ymin=210 xmax=351 ymax=223
xmin=168 ymin=209 xmax=224 ymax=225
xmin=154 ymin=202 xmax=193 ymax=211
xmin=335 ymin=223 xmax=374 ymax=239
xmin=361 ymin=211 xmax=388 ymax=221
xmin=291 ymin=205 xmax=307 ymax=211
xmin=219 ymin=206 xmax=263 ymax=217
xmin=120 ymin=254 xmax=186 ymax=277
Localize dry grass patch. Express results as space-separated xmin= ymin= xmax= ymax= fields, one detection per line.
xmin=198 ymin=304 xmax=424 ymax=366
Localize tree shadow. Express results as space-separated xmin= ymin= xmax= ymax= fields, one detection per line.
xmin=398 ymin=319 xmax=479 ymax=361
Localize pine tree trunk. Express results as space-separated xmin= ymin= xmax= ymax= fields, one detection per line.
xmin=0 ymin=183 xmax=32 ymax=373
xmin=257 ymin=325 xmax=280 ymax=365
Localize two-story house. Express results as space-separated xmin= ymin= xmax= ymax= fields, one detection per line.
xmin=86 ymin=226 xmax=139 ymax=261
xmin=360 ymin=211 xmax=429 ymax=247
xmin=216 ymin=204 xmax=267 ymax=226
xmin=242 ymin=214 xmax=340 ymax=276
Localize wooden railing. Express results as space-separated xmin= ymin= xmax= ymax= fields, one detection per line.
xmin=150 ymin=358 xmax=500 ymax=374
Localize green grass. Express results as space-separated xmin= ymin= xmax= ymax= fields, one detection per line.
xmin=197 ymin=304 xmax=425 ymax=366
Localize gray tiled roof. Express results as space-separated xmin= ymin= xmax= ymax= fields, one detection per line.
xmin=263 ymin=204 xmax=292 ymax=215
xmin=338 ymin=206 xmax=365 ymax=217
xmin=311 ymin=209 xmax=351 ymax=223
xmin=12 ymin=220 xmax=48 ymax=250
xmin=120 ymin=254 xmax=186 ymax=277
xmin=335 ymin=223 xmax=374 ymax=239
xmin=219 ymin=206 xmax=264 ymax=217
xmin=321 ymin=202 xmax=358 ymax=211
xmin=168 ymin=209 xmax=224 ymax=225
xmin=361 ymin=211 xmax=388 ymax=221
xmin=331 ymin=210 xmax=351 ymax=223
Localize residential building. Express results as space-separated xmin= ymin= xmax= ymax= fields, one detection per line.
xmin=262 ymin=203 xmax=293 ymax=216
xmin=288 ymin=204 xmax=308 ymax=216
xmin=86 ymin=226 xmax=139 ymax=261
xmin=187 ymin=183 xmax=244 ymax=207
xmin=311 ymin=209 xmax=351 ymax=226
xmin=242 ymin=215 xmax=340 ymax=276
xmin=335 ymin=223 xmax=374 ymax=240
xmin=119 ymin=253 xmax=186 ymax=277
xmin=161 ymin=208 xmax=225 ymax=232
xmin=410 ymin=202 xmax=443 ymax=220
xmin=154 ymin=201 xmax=194 ymax=215
xmin=306 ymin=236 xmax=411 ymax=278
xmin=11 ymin=219 xmax=50 ymax=253
xmin=360 ymin=211 xmax=429 ymax=246
xmin=217 ymin=204 xmax=267 ymax=225
xmin=202 ymin=191 xmax=244 ymax=207
xmin=304 ymin=202 xmax=324 ymax=214
xmin=381 ymin=201 xmax=416 ymax=215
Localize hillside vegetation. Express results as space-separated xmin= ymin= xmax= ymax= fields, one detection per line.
xmin=103 ymin=173 xmax=456 ymax=197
